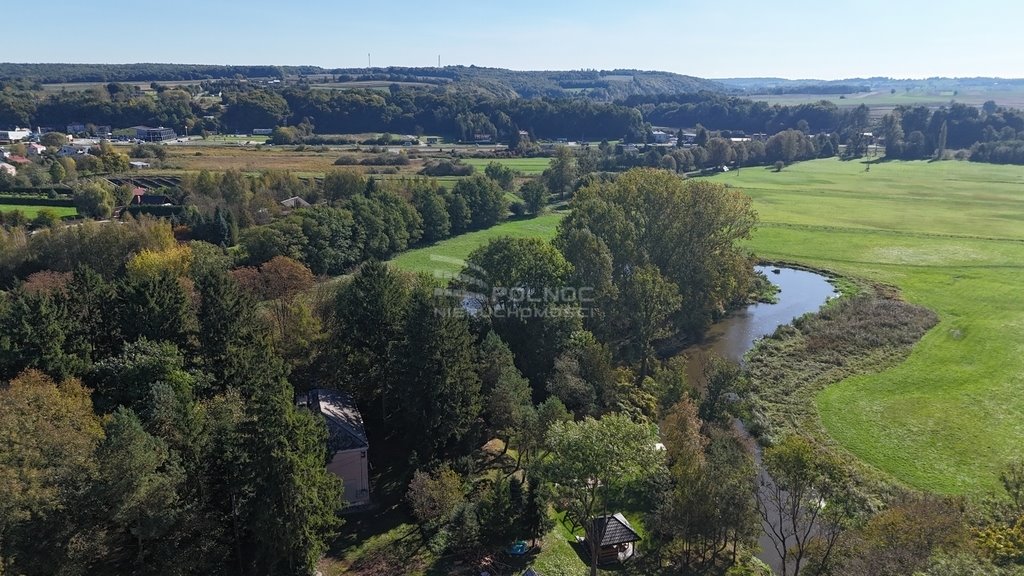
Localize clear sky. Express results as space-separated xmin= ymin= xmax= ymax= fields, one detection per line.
xmin=4 ymin=0 xmax=1022 ymax=79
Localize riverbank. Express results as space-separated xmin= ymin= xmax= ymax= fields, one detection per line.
xmin=742 ymin=283 xmax=938 ymax=500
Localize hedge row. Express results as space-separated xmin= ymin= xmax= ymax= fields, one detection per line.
xmin=124 ymin=205 xmax=185 ymax=218
xmin=0 ymin=196 xmax=76 ymax=207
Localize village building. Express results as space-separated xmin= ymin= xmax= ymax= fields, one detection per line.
xmin=133 ymin=126 xmax=177 ymax=142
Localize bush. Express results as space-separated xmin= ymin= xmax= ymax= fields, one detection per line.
xmin=419 ymin=159 xmax=474 ymax=177
xmin=333 ymin=155 xmax=360 ymax=165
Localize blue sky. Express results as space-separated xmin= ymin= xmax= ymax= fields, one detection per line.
xmin=5 ymin=0 xmax=1022 ymax=79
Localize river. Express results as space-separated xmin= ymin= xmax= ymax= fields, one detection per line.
xmin=682 ymin=265 xmax=837 ymax=574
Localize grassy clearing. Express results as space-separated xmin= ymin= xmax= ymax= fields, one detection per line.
xmin=463 ymin=157 xmax=552 ymax=176
xmin=0 ymin=204 xmax=78 ymax=218
xmin=389 ymin=212 xmax=564 ymax=276
xmin=713 ymin=158 xmax=1024 ymax=494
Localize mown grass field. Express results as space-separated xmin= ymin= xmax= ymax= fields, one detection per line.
xmin=0 ymin=204 xmax=78 ymax=218
xmin=712 ymin=158 xmax=1024 ymax=494
xmin=389 ymin=212 xmax=564 ymax=276
xmin=463 ymin=157 xmax=552 ymax=175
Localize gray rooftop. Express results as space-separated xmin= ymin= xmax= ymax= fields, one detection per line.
xmin=588 ymin=513 xmax=641 ymax=547
xmin=305 ymin=388 xmax=368 ymax=452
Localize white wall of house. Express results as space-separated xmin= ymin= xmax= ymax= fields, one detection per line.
xmin=327 ymin=449 xmax=370 ymax=506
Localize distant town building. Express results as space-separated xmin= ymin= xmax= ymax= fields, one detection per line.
xmin=651 ymin=130 xmax=671 ymax=144
xmin=26 ymin=143 xmax=47 ymax=156
xmin=133 ymin=126 xmax=177 ymax=142
xmin=252 ymin=128 xmax=274 ymax=135
xmin=0 ymin=128 xmax=32 ymax=143
xmin=66 ymin=123 xmax=87 ymax=135
xmin=93 ymin=125 xmax=112 ymax=138
xmin=0 ymin=162 xmax=16 ymax=176
xmin=129 ymin=161 xmax=151 ymax=169
xmin=58 ymin=144 xmax=89 ymax=157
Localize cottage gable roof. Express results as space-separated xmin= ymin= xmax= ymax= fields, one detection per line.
xmin=588 ymin=513 xmax=641 ymax=547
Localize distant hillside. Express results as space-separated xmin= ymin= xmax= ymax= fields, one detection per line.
xmin=716 ymin=76 xmax=1024 ymax=94
xmin=320 ymin=66 xmax=724 ymax=99
xmin=0 ymin=63 xmax=724 ymax=100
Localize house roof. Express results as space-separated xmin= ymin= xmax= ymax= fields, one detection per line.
xmin=280 ymin=196 xmax=311 ymax=209
xmin=305 ymin=388 xmax=368 ymax=452
xmin=587 ymin=513 xmax=641 ymax=547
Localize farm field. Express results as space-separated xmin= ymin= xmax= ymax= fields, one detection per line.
xmin=463 ymin=157 xmax=552 ymax=175
xmin=162 ymin=145 xmax=345 ymax=174
xmin=712 ymin=158 xmax=1024 ymax=494
xmin=389 ymin=212 xmax=563 ymax=277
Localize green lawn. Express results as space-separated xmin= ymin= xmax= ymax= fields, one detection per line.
xmin=389 ymin=212 xmax=564 ymax=276
xmin=463 ymin=157 xmax=552 ymax=175
xmin=0 ymin=204 xmax=78 ymax=218
xmin=712 ymin=158 xmax=1024 ymax=494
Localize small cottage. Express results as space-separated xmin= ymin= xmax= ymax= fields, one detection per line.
xmin=585 ymin=513 xmax=641 ymax=565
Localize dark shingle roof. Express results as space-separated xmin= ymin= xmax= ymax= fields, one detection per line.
xmin=306 ymin=389 xmax=368 ymax=452
xmin=588 ymin=513 xmax=641 ymax=547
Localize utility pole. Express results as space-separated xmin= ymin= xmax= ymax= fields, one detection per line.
xmin=368 ymin=53 xmax=371 ymax=68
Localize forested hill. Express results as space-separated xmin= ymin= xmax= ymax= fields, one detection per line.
xmin=0 ymin=63 xmax=723 ymax=99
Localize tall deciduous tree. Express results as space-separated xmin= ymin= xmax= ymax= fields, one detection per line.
xmin=758 ymin=435 xmax=859 ymax=576
xmin=464 ymin=237 xmax=580 ymax=387
xmin=543 ymin=146 xmax=578 ymax=200
xmin=558 ymin=169 xmax=756 ymax=339
xmin=619 ymin=264 xmax=682 ymax=379
xmin=0 ymin=370 xmax=103 ymax=574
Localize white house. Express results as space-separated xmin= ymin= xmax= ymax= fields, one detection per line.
xmin=651 ymin=130 xmax=671 ymax=144
xmin=58 ymin=144 xmax=88 ymax=157
xmin=0 ymin=128 xmax=31 ymax=143
xmin=0 ymin=162 xmax=16 ymax=176
xmin=299 ymin=389 xmax=371 ymax=507
xmin=26 ymin=143 xmax=47 ymax=156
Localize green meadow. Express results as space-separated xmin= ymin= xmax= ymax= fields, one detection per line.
xmin=463 ymin=157 xmax=552 ymax=175
xmin=389 ymin=212 xmax=563 ymax=277
xmin=713 ymin=158 xmax=1024 ymax=494
xmin=0 ymin=204 xmax=78 ymax=219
